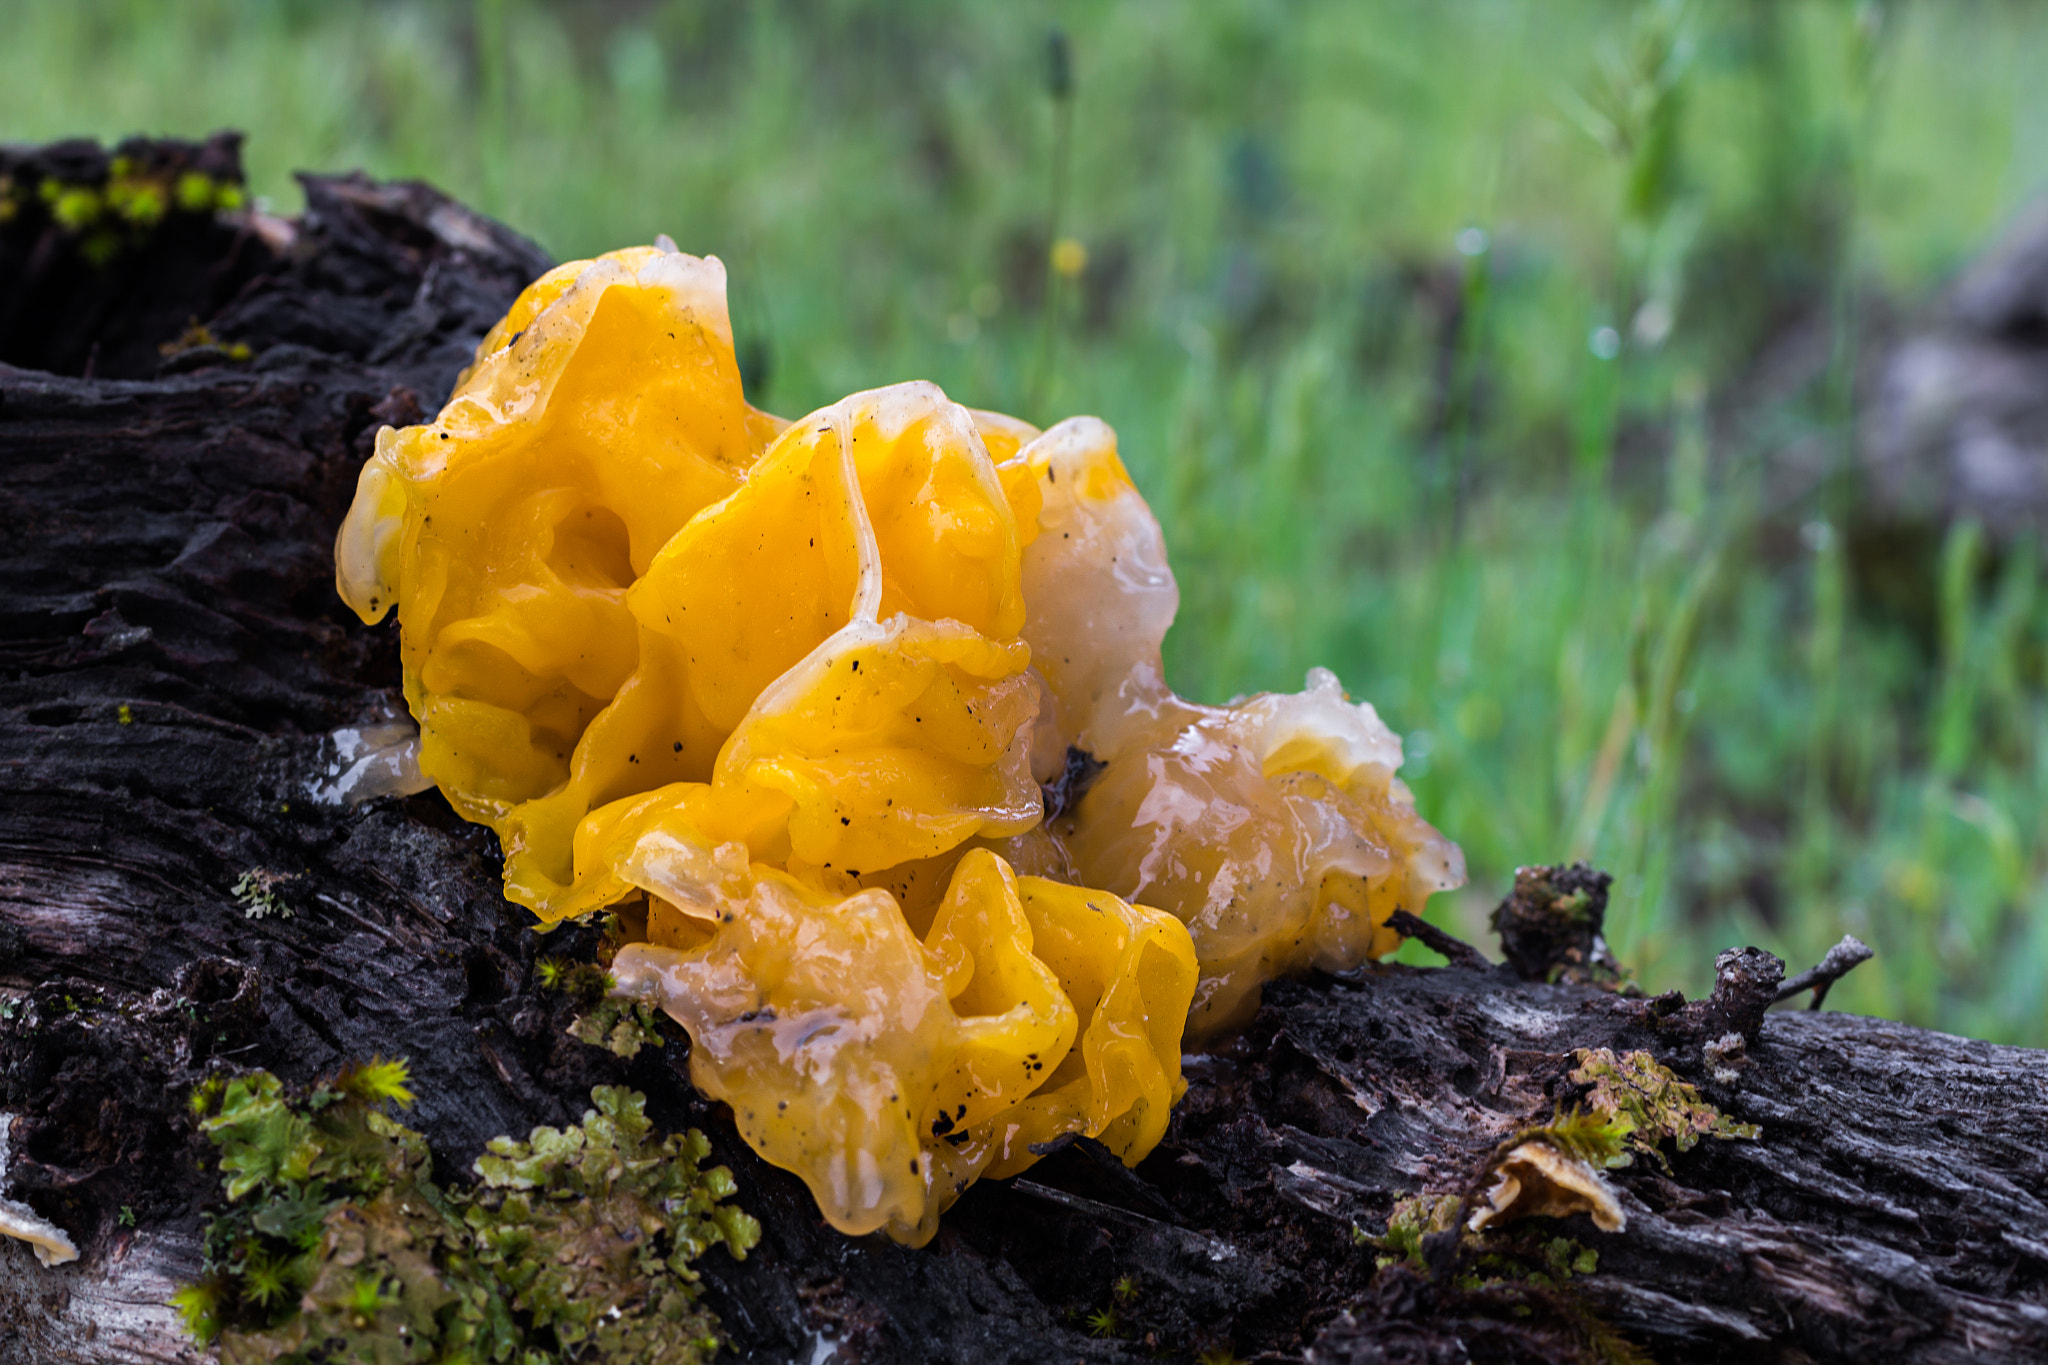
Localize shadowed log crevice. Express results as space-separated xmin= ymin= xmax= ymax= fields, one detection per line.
xmin=2 ymin=139 xmax=2044 ymax=1365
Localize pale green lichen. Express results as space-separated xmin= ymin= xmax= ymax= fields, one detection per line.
xmin=232 ymin=870 xmax=292 ymax=921
xmin=545 ymin=957 xmax=666 ymax=1061
xmin=567 ymin=996 xmax=667 ymax=1060
xmin=174 ymin=1059 xmax=757 ymax=1364
xmin=1569 ymin=1047 xmax=1760 ymax=1172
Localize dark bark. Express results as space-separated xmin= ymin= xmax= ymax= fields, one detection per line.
xmin=2 ymin=140 xmax=2045 ymax=1365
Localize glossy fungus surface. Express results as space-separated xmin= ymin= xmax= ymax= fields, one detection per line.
xmin=337 ymin=242 xmax=1463 ymax=1243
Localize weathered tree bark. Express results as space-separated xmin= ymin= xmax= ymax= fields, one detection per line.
xmin=2 ymin=139 xmax=2045 ymax=1365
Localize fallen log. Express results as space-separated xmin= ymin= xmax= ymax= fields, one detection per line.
xmin=2 ymin=137 xmax=2044 ymax=1365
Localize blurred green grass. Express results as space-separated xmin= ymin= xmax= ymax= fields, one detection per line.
xmin=7 ymin=0 xmax=2046 ymax=1042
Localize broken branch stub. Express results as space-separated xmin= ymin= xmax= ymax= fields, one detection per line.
xmin=1777 ymin=933 xmax=1876 ymax=1010
xmin=1488 ymin=862 xmax=1624 ymax=986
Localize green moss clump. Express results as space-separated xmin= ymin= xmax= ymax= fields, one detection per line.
xmin=1370 ymin=1187 xmax=1640 ymax=1363
xmin=1376 ymin=1188 xmax=1601 ymax=1279
xmin=1375 ymin=1192 xmax=1463 ymax=1269
xmin=106 ymin=173 xmax=167 ymax=226
xmin=1569 ymin=1047 xmax=1761 ymax=1172
xmin=175 ymin=168 xmax=244 ymax=213
xmin=13 ymin=156 xmax=249 ymax=269
xmin=1518 ymin=1105 xmax=1637 ymax=1170
xmin=174 ymin=1059 xmax=758 ymax=1364
xmin=43 ymin=181 xmax=103 ymax=231
xmin=160 ymin=320 xmax=254 ymax=364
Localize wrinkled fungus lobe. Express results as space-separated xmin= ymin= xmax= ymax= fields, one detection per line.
xmin=337 ymin=243 xmax=1464 ymax=1244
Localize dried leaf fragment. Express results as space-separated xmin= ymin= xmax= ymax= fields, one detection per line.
xmin=0 ymin=1118 xmax=78 ymax=1266
xmin=0 ymin=1198 xmax=77 ymax=1267
xmin=1468 ymin=1140 xmax=1626 ymax=1234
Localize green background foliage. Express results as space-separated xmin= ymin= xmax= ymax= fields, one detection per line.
xmin=5 ymin=0 xmax=2046 ymax=1042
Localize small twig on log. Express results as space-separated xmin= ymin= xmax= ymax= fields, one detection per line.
xmin=1008 ymin=1180 xmax=1239 ymax=1263
xmin=1775 ymin=934 xmax=1875 ymax=1010
xmin=1386 ymin=910 xmax=1492 ymax=972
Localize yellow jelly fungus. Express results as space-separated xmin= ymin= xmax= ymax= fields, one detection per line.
xmin=607 ymin=839 xmax=1191 ymax=1243
xmin=1011 ymin=416 xmax=1466 ymax=1037
xmin=336 ymin=241 xmax=1462 ymax=1245
xmin=483 ymin=378 xmax=1044 ymax=918
xmin=334 ymin=245 xmax=785 ymax=837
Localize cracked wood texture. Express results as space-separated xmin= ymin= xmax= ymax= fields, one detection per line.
xmin=2 ymin=139 xmax=2045 ymax=1365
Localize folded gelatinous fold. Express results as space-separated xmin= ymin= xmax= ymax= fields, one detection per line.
xmin=632 ymin=383 xmax=1029 ymax=735
xmin=710 ymin=615 xmax=1041 ymax=876
xmin=608 ymin=839 xmax=1195 ymax=1246
xmin=333 ymin=245 xmax=782 ymax=835
xmin=340 ymin=265 xmax=1049 ymax=918
xmin=964 ymin=874 xmax=1199 ymax=1178
xmin=1007 ymin=416 xmax=1466 ymax=1039
xmin=1010 ymin=416 xmax=1181 ymax=765
xmin=1060 ymin=667 xmax=1466 ymax=1038
xmin=853 ymin=824 xmax=1082 ymax=938
xmin=505 ymin=381 xmax=1043 ymax=917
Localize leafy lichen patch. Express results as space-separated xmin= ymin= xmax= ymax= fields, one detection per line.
xmin=231 ymin=869 xmax=293 ymax=921
xmin=1364 ymin=1188 xmax=1636 ymax=1363
xmin=543 ymin=958 xmax=670 ymax=1061
xmin=1569 ymin=1047 xmax=1760 ymax=1172
xmin=175 ymin=1059 xmax=757 ymax=1364
xmin=566 ymin=996 xmax=669 ymax=1060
